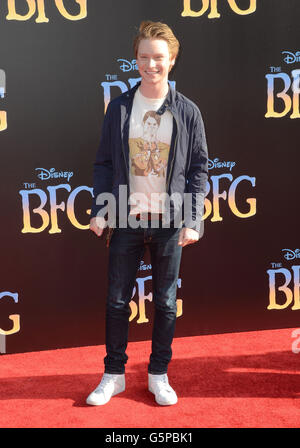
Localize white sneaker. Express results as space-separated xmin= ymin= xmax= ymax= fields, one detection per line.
xmin=148 ymin=373 xmax=178 ymax=406
xmin=86 ymin=373 xmax=125 ymax=406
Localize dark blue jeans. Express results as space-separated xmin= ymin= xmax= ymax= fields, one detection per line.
xmin=104 ymin=225 xmax=182 ymax=375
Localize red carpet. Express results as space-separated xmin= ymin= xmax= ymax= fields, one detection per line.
xmin=1 ymin=328 xmax=299 ymax=428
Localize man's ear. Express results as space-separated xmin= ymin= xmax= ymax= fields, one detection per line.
xmin=169 ymin=57 xmax=176 ymax=72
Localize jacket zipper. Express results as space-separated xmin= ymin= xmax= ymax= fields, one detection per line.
xmin=166 ymin=112 xmax=179 ymax=193
xmin=121 ymin=139 xmax=130 ymax=186
xmin=120 ymin=104 xmax=130 ymax=187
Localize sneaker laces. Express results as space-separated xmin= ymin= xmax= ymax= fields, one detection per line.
xmin=156 ymin=375 xmax=173 ymax=392
xmin=95 ymin=375 xmax=116 ymax=392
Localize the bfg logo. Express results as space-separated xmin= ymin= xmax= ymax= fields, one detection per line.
xmin=267 ymin=249 xmax=300 ymax=310
xmin=265 ymin=51 xmax=300 ymax=119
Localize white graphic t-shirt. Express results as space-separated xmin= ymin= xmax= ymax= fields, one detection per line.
xmin=128 ymin=88 xmax=173 ymax=215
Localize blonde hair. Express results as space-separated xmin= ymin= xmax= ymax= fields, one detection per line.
xmin=133 ymin=21 xmax=180 ymax=60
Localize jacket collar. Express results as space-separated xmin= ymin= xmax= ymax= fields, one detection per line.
xmin=120 ymin=80 xmax=176 ymax=115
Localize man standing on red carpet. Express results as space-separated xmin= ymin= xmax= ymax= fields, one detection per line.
xmin=87 ymin=21 xmax=208 ymax=406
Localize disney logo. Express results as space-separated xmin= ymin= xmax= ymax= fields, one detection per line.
xmin=208 ymin=158 xmax=236 ymax=171
xmin=282 ymin=249 xmax=300 ymax=260
xmin=139 ymin=260 xmax=152 ymax=271
xmin=35 ymin=168 xmax=73 ymax=182
xmin=117 ymin=59 xmax=138 ymax=72
xmin=282 ymin=51 xmax=300 ymax=64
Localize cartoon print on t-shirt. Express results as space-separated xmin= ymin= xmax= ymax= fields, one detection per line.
xmin=129 ymin=110 xmax=170 ymax=177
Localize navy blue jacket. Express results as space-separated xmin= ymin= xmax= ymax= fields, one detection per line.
xmin=91 ymin=82 xmax=208 ymax=233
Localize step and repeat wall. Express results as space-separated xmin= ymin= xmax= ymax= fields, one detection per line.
xmin=0 ymin=0 xmax=299 ymax=354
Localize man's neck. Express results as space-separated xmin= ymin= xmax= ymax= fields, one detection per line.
xmin=139 ymin=81 xmax=169 ymax=99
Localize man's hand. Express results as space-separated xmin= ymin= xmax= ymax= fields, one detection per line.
xmin=178 ymin=227 xmax=199 ymax=247
xmin=89 ymin=217 xmax=105 ymax=237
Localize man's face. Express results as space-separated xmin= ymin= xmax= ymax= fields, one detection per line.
xmin=143 ymin=116 xmax=159 ymax=141
xmin=136 ymin=39 xmax=175 ymax=88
